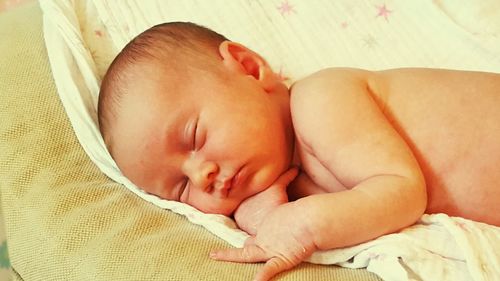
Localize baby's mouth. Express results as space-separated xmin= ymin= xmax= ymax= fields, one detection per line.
xmin=216 ymin=166 xmax=248 ymax=199
xmin=229 ymin=166 xmax=246 ymax=192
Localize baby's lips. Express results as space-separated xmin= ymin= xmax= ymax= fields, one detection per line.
xmin=230 ymin=166 xmax=247 ymax=191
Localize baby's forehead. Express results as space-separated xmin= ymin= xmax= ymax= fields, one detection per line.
xmin=121 ymin=69 xmax=194 ymax=110
xmin=117 ymin=60 xmax=233 ymax=122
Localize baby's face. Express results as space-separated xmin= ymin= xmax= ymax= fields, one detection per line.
xmin=111 ymin=66 xmax=294 ymax=215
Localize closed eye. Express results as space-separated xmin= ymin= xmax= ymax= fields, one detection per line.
xmin=192 ymin=119 xmax=198 ymax=150
xmin=194 ymin=119 xmax=206 ymax=151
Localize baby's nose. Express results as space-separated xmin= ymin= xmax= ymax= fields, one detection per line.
xmin=183 ymin=156 xmax=219 ymax=192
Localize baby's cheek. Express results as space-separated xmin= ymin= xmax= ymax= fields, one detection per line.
xmin=249 ymin=168 xmax=280 ymax=195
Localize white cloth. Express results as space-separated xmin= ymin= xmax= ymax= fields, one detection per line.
xmin=310 ymin=214 xmax=499 ymax=281
xmin=39 ymin=0 xmax=500 ymax=280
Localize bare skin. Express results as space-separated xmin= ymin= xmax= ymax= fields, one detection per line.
xmin=212 ymin=67 xmax=500 ymax=281
xmin=289 ymin=67 xmax=500 ymax=225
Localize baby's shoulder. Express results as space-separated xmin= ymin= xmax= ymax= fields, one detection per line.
xmin=289 ymin=67 xmax=375 ymax=124
xmin=290 ymin=67 xmax=374 ymax=110
xmin=288 ymin=68 xmax=375 ymax=151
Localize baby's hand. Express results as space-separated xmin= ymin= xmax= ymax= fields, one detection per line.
xmin=212 ymin=168 xmax=317 ymax=281
xmin=233 ymin=167 xmax=298 ymax=235
xmin=211 ymin=198 xmax=317 ymax=281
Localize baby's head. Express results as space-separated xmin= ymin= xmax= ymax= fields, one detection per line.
xmin=98 ymin=22 xmax=294 ymax=215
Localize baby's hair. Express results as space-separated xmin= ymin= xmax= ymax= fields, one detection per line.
xmin=98 ymin=22 xmax=228 ymax=154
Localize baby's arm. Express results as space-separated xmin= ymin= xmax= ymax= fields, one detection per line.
xmin=289 ymin=68 xmax=427 ymax=250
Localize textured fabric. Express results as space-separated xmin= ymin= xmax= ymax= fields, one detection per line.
xmin=11 ymin=268 xmax=22 ymax=281
xmin=0 ymin=2 xmax=380 ymax=281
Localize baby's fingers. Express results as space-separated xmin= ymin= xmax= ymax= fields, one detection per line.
xmin=210 ymin=240 xmax=268 ymax=263
xmin=254 ymin=256 xmax=298 ymax=281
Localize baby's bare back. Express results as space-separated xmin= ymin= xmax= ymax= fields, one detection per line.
xmin=373 ymin=68 xmax=500 ymax=224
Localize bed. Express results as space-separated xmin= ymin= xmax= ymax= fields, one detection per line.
xmin=1 ymin=1 xmax=499 ymax=280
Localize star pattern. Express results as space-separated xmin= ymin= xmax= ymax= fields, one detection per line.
xmin=277 ymin=0 xmax=296 ymax=16
xmin=375 ymin=4 xmax=392 ymax=21
xmin=363 ymin=35 xmax=378 ymax=48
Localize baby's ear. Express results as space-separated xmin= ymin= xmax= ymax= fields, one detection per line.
xmin=218 ymin=41 xmax=280 ymax=92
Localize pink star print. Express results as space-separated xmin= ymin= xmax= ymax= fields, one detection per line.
xmin=277 ymin=0 xmax=296 ymax=16
xmin=94 ymin=30 xmax=103 ymax=37
xmin=340 ymin=21 xmax=349 ymax=29
xmin=375 ymin=4 xmax=392 ymax=21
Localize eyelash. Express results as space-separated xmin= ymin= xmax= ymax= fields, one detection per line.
xmin=192 ymin=121 xmax=198 ymax=150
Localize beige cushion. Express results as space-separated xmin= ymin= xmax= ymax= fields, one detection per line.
xmin=0 ymin=2 xmax=381 ymax=280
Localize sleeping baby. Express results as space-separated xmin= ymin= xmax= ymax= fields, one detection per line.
xmin=98 ymin=22 xmax=500 ymax=281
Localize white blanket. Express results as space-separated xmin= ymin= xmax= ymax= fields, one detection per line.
xmin=40 ymin=0 xmax=500 ymax=280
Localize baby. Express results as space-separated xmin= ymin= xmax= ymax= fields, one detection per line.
xmin=98 ymin=22 xmax=500 ymax=281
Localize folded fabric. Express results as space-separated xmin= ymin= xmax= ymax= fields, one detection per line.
xmin=310 ymin=214 xmax=500 ymax=281
xmin=39 ymin=1 xmax=500 ymax=280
